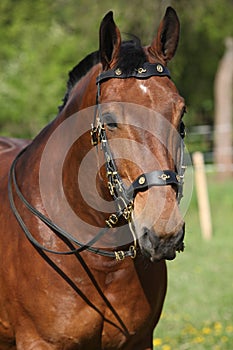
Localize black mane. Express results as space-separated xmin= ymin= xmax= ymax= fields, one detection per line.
xmin=59 ymin=51 xmax=100 ymax=111
xmin=59 ymin=38 xmax=147 ymax=111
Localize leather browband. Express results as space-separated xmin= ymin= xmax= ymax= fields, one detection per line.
xmin=96 ymin=62 xmax=170 ymax=85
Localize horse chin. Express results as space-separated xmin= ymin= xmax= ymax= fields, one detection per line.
xmin=137 ymin=227 xmax=185 ymax=262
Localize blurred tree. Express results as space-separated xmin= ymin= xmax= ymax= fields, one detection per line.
xmin=171 ymin=0 xmax=233 ymax=126
xmin=0 ymin=0 xmax=232 ymax=137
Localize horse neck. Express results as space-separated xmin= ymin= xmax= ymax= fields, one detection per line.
xmin=17 ymin=63 xmax=100 ymax=175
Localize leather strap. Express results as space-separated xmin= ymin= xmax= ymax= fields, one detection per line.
xmin=127 ymin=170 xmax=181 ymax=199
xmin=96 ymin=62 xmax=170 ymax=84
xmin=8 ymin=148 xmax=136 ymax=259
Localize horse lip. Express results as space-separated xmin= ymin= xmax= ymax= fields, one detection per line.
xmin=138 ymin=230 xmax=185 ymax=262
xmin=131 ymin=221 xmax=185 ymax=261
xmin=151 ymin=240 xmax=185 ymax=262
xmin=176 ymin=241 xmax=185 ymax=253
xmin=138 ymin=242 xmax=177 ymax=262
xmin=149 ymin=249 xmax=177 ymax=262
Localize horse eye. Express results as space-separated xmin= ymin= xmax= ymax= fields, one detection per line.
xmin=179 ymin=106 xmax=186 ymax=139
xmin=179 ymin=121 xmax=185 ymax=139
xmin=103 ymin=113 xmax=117 ymax=130
xmin=181 ymin=106 xmax=187 ymax=117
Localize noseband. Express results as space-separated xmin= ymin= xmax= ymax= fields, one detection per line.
xmin=91 ymin=62 xmax=186 ymax=228
xmin=8 ymin=62 xmax=186 ymax=261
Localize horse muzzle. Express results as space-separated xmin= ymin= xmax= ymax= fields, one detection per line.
xmin=137 ymin=224 xmax=185 ymax=262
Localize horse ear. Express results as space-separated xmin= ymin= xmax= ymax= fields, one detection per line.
xmin=149 ymin=7 xmax=180 ymax=64
xmin=99 ymin=11 xmax=121 ymax=70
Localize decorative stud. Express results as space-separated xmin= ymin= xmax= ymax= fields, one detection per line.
xmin=138 ymin=176 xmax=146 ymax=185
xmin=137 ymin=67 xmax=147 ymax=74
xmin=158 ymin=173 xmax=170 ymax=181
xmin=115 ymin=68 xmax=122 ymax=76
xmin=156 ymin=64 xmax=164 ymax=73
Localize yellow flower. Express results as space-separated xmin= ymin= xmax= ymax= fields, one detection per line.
xmin=221 ymin=336 xmax=228 ymax=343
xmin=153 ymin=338 xmax=162 ymax=346
xmin=214 ymin=322 xmax=222 ymax=335
xmin=202 ymin=326 xmax=212 ymax=335
xmin=192 ymin=336 xmax=204 ymax=343
xmin=162 ymin=345 xmax=171 ymax=350
xmin=183 ymin=324 xmax=198 ymax=335
xmin=226 ymin=325 xmax=233 ymax=333
xmin=214 ymin=322 xmax=222 ymax=331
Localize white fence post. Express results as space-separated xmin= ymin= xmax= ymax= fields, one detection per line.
xmin=192 ymin=152 xmax=213 ymax=240
xmin=214 ymin=37 xmax=233 ymax=179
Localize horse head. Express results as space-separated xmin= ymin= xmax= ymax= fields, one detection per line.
xmin=56 ymin=7 xmax=186 ymax=262
xmin=95 ymin=8 xmax=186 ymax=262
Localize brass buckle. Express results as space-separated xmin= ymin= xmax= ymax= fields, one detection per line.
xmin=108 ymin=182 xmax=115 ymax=196
xmin=105 ymin=213 xmax=118 ymax=228
xmin=129 ymin=245 xmax=137 ymax=259
xmin=114 ymin=178 xmax=123 ymax=192
xmin=90 ymin=119 xmax=105 ymax=146
xmin=115 ymin=250 xmax=125 ymax=261
xmin=123 ymin=201 xmax=134 ymax=221
xmin=90 ymin=126 xmax=98 ymax=146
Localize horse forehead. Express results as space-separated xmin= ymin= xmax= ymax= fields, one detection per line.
xmin=101 ymin=77 xmax=184 ymax=125
xmin=101 ymin=77 xmax=183 ymax=115
xmin=136 ymin=77 xmax=181 ymax=100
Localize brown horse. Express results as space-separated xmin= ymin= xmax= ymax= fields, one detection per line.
xmin=0 ymin=7 xmax=186 ymax=350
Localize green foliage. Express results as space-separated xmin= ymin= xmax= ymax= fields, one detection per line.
xmin=0 ymin=0 xmax=232 ymax=137
xmin=171 ymin=0 xmax=233 ymax=127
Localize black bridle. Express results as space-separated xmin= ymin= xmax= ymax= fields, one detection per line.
xmin=92 ymin=62 xmax=186 ymax=224
xmin=8 ymin=62 xmax=186 ymax=260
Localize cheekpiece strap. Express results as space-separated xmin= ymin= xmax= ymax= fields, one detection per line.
xmin=96 ymin=62 xmax=170 ymax=85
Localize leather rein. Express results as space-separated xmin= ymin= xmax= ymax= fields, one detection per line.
xmin=8 ymin=62 xmax=186 ymax=260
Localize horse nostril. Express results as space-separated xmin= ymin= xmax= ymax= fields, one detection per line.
xmin=142 ymin=227 xmax=159 ymax=249
xmin=142 ymin=228 xmax=148 ymax=237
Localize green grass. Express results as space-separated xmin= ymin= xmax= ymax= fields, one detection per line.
xmin=153 ymin=174 xmax=233 ymax=349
